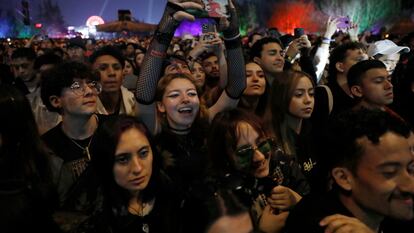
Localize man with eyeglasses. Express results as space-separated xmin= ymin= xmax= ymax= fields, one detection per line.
xmin=40 ymin=61 xmax=108 ymax=232
xmin=90 ymin=45 xmax=139 ymax=116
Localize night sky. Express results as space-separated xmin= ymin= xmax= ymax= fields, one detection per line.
xmin=2 ymin=0 xmax=168 ymax=26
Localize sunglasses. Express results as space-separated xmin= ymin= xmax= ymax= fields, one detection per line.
xmin=234 ymin=139 xmax=273 ymax=170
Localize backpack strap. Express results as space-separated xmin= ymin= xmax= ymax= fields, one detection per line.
xmin=318 ymin=84 xmax=333 ymax=115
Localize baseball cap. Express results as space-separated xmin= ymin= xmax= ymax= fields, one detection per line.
xmin=367 ymin=39 xmax=410 ymax=57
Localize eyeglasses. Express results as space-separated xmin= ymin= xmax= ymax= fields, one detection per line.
xmin=234 ymin=139 xmax=273 ymax=170
xmin=69 ymin=80 xmax=102 ymax=96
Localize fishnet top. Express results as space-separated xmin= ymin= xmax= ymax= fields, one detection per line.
xmin=135 ymin=3 xmax=245 ymax=134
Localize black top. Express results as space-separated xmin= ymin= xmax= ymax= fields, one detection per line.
xmin=284 ymin=190 xmax=390 ymax=233
xmin=205 ymin=153 xmax=310 ymax=231
xmin=155 ymin=125 xmax=209 ymax=198
xmin=284 ymin=191 xmax=355 ymax=233
xmin=41 ymin=114 xmax=109 ymax=231
xmin=73 ymin=173 xmax=181 ymax=233
xmin=327 ymin=79 xmax=357 ymax=117
xmin=292 ymin=119 xmax=329 ymax=194
xmin=0 ymin=178 xmax=62 ymax=233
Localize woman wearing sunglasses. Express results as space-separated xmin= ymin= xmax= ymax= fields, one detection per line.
xmin=207 ymin=108 xmax=310 ymax=233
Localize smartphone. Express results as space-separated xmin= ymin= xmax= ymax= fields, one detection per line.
xmin=201 ymin=23 xmax=216 ymax=42
xmin=202 ymin=0 xmax=229 ymax=18
xmin=337 ymin=16 xmax=350 ymax=29
xmin=294 ymin=28 xmax=305 ymax=38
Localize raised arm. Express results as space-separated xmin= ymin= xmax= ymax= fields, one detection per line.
xmin=314 ymin=17 xmax=339 ymax=83
xmin=208 ymin=0 xmax=246 ymax=122
xmin=135 ymin=1 xmax=202 ymax=134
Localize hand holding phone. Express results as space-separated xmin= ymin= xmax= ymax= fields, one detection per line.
xmin=201 ymin=22 xmax=217 ymax=43
xmin=337 ymin=16 xmax=350 ymax=29
xmin=294 ymin=28 xmax=304 ymax=38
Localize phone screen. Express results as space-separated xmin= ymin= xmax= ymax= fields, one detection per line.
xmin=202 ymin=0 xmax=229 ymax=18
xmin=201 ymin=23 xmax=216 ymax=42
xmin=294 ymin=28 xmax=304 ymax=38
xmin=337 ymin=16 xmax=350 ymax=29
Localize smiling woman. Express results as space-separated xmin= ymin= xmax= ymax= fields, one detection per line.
xmin=207 ymin=108 xmax=309 ymax=233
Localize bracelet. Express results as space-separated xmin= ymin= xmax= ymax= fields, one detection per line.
xmin=223 ymin=33 xmax=241 ymax=41
xmin=322 ymin=37 xmax=333 ymax=43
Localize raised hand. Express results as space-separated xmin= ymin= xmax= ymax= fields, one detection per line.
xmin=168 ymin=0 xmax=203 ymax=22
xmin=347 ymin=22 xmax=359 ymax=42
xmin=324 ymin=16 xmax=340 ymax=39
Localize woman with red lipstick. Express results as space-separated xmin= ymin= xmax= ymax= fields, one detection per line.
xmin=265 ymin=70 xmax=326 ymax=193
xmin=74 ymin=115 xmax=180 ymax=233
xmin=207 ymin=108 xmax=309 ymax=233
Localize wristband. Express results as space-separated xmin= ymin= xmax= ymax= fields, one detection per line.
xmin=223 ymin=33 xmax=241 ymax=41
xmin=322 ymin=37 xmax=333 ymax=43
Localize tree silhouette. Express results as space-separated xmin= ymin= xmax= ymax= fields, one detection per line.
xmin=35 ymin=0 xmax=66 ymax=35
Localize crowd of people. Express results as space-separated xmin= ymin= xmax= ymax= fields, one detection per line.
xmin=1 ymin=0 xmax=414 ymax=233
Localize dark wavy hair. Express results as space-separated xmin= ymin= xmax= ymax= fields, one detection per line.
xmin=91 ymin=115 xmax=161 ymax=218
xmin=327 ymin=42 xmax=365 ymax=83
xmin=40 ymin=61 xmax=99 ymax=114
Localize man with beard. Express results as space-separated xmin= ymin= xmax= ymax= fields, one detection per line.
xmin=284 ymin=109 xmax=414 ymax=233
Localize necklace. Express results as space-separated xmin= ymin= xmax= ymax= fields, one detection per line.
xmin=128 ymin=203 xmax=150 ymax=233
xmin=68 ymin=136 xmax=93 ymax=161
xmin=128 ymin=202 xmax=147 ymax=217
xmin=63 ymin=114 xmax=98 ymax=161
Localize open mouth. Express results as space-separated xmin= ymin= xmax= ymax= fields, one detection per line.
xmin=178 ymin=107 xmax=193 ymax=114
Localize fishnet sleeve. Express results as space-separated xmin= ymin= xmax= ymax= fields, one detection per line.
xmin=224 ymin=38 xmax=246 ymax=99
xmin=135 ymin=41 xmax=169 ymax=104
xmin=135 ymin=2 xmax=180 ymax=104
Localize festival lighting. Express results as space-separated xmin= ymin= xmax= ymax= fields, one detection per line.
xmin=267 ymin=0 xmax=323 ymax=35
